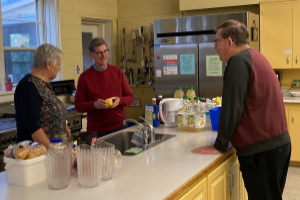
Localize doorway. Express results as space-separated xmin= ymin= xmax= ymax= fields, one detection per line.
xmin=81 ymin=19 xmax=112 ymax=72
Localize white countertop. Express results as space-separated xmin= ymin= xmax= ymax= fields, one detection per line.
xmin=0 ymin=125 xmax=223 ymax=200
xmin=283 ymin=90 xmax=300 ymax=103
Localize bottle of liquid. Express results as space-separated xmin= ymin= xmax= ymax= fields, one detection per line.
xmin=178 ymin=96 xmax=189 ymax=131
xmin=186 ymin=86 xmax=196 ymax=102
xmin=188 ymin=97 xmax=206 ymax=132
xmin=156 ymin=95 xmax=164 ymax=124
xmin=174 ymin=87 xmax=185 ymax=99
xmin=152 ymin=98 xmax=156 ymax=105
xmin=205 ymin=99 xmax=213 ymax=128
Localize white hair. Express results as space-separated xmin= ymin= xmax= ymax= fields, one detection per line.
xmin=33 ymin=43 xmax=63 ymax=69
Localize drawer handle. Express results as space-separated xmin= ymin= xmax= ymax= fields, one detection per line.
xmin=287 ymin=56 xmax=290 ymax=64
xmin=292 ymin=115 xmax=294 ymax=123
xmin=297 ymin=56 xmax=298 ymax=64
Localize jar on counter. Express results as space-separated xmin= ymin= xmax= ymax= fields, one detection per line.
xmin=53 ymin=133 xmax=69 ymax=147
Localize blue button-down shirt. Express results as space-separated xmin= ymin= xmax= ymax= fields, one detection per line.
xmin=93 ymin=63 xmax=107 ymax=72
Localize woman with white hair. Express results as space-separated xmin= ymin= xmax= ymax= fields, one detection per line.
xmin=14 ymin=43 xmax=71 ymax=148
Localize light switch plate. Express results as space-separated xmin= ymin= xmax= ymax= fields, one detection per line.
xmin=74 ymin=65 xmax=81 ymax=74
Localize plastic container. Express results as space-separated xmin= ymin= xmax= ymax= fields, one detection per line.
xmin=186 ymin=86 xmax=196 ymax=102
xmin=156 ymin=95 xmax=164 ymax=124
xmin=46 ymin=138 xmax=72 ymax=190
xmin=205 ymin=99 xmax=213 ymax=128
xmin=152 ymin=98 xmax=156 ymax=105
xmin=209 ymin=107 xmax=221 ymax=131
xmin=174 ymin=87 xmax=185 ymax=99
xmin=188 ymin=97 xmax=206 ymax=132
xmin=4 ymin=155 xmax=46 ymax=186
xmin=178 ymin=96 xmax=189 ymax=131
xmin=145 ymin=104 xmax=160 ymax=127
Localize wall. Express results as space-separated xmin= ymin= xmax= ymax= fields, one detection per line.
xmin=117 ymin=0 xmax=182 ymax=120
xmin=59 ymin=0 xmax=118 ymax=86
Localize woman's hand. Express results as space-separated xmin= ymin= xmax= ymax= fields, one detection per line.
xmin=110 ymin=97 xmax=120 ymax=108
xmin=66 ymin=124 xmax=71 ymax=139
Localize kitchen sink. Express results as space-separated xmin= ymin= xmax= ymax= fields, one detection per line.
xmin=99 ymin=131 xmax=176 ymax=156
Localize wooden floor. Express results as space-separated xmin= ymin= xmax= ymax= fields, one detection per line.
xmin=283 ymin=167 xmax=300 ymax=200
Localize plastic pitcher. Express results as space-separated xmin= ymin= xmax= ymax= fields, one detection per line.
xmin=92 ymin=140 xmax=122 ymax=181
xmin=46 ymin=139 xmax=72 ymax=190
xmin=77 ymin=144 xmax=105 ymax=188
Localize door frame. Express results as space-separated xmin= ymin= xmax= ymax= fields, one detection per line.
xmin=81 ymin=18 xmax=112 ymax=65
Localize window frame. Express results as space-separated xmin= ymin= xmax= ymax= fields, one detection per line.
xmin=0 ymin=0 xmax=61 ymax=91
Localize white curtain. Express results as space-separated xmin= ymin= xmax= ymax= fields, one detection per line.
xmin=42 ymin=0 xmax=61 ymax=48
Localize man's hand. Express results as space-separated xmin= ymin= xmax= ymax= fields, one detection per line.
xmin=110 ymin=97 xmax=120 ymax=108
xmin=191 ymin=145 xmax=222 ymax=154
xmin=94 ymin=99 xmax=108 ymax=109
xmin=66 ymin=125 xmax=71 ymax=139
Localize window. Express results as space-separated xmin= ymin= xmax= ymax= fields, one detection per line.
xmin=0 ymin=0 xmax=61 ymax=88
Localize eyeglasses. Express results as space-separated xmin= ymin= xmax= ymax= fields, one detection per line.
xmin=94 ymin=49 xmax=109 ymax=56
xmin=212 ymin=39 xmax=221 ymax=46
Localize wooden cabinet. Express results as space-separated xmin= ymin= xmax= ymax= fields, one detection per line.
xmin=260 ymin=1 xmax=300 ymax=69
xmin=288 ymin=109 xmax=300 ymax=162
xmin=207 ymin=161 xmax=227 ymax=200
xmin=178 ymin=154 xmax=246 ymax=200
xmin=179 ymin=178 xmax=207 ymax=200
xmin=284 ymin=103 xmax=300 ymax=162
xmin=239 ymin=172 xmax=248 ymax=200
xmin=227 ymin=155 xmax=240 ymax=200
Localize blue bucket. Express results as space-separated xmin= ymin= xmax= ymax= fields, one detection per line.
xmin=209 ymin=107 xmax=221 ymax=131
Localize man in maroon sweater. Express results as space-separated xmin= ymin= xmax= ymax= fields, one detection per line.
xmin=193 ymin=20 xmax=291 ymax=200
xmin=75 ymin=38 xmax=134 ymax=137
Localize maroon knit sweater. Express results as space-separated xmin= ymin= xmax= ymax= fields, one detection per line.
xmin=75 ymin=64 xmax=134 ymax=132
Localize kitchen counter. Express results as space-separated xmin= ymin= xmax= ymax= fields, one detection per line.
xmin=283 ymin=90 xmax=300 ymax=103
xmin=0 ymin=125 xmax=234 ymax=200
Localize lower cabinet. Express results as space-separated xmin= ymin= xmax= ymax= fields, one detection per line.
xmin=284 ymin=103 xmax=300 ymax=162
xmin=180 ymin=178 xmax=207 ymax=200
xmin=178 ymin=154 xmax=248 ymax=200
xmin=208 ymin=161 xmax=227 ymax=200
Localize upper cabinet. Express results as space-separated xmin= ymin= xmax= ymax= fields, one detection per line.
xmin=260 ymin=1 xmax=300 ymax=69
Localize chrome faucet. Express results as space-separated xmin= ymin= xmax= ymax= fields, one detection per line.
xmin=139 ymin=116 xmax=155 ymax=144
xmin=123 ymin=117 xmax=155 ymax=145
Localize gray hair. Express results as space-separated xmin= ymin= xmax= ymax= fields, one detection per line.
xmin=33 ymin=43 xmax=63 ymax=69
xmin=215 ymin=20 xmax=249 ymax=46
xmin=88 ymin=38 xmax=107 ymax=52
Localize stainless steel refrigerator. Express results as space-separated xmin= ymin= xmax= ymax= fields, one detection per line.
xmin=154 ymin=12 xmax=259 ymax=98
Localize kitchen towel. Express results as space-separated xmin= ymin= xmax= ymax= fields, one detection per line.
xmin=131 ymin=124 xmax=146 ymax=148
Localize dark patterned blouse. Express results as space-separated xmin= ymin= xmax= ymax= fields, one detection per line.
xmin=15 ymin=74 xmax=67 ymax=142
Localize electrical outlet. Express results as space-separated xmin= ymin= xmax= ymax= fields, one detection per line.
xmin=293 ymin=79 xmax=300 ymax=87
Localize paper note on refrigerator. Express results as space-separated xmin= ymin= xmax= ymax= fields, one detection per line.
xmin=206 ymin=55 xmax=222 ymax=77
xmin=180 ymin=54 xmax=195 ymax=75
xmin=163 ymin=55 xmax=178 ymax=75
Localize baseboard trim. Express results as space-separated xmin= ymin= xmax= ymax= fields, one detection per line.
xmin=290 ymin=161 xmax=300 ymax=167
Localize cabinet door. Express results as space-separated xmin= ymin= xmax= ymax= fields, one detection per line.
xmin=293 ymin=2 xmax=300 ymax=69
xmin=208 ymin=161 xmax=227 ymax=200
xmin=260 ymin=2 xmax=293 ymax=69
xmin=189 ymin=178 xmax=207 ymax=200
xmin=239 ymin=171 xmax=248 ymax=200
xmin=227 ymin=155 xmax=239 ymax=200
xmin=289 ymin=110 xmax=300 ymax=162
